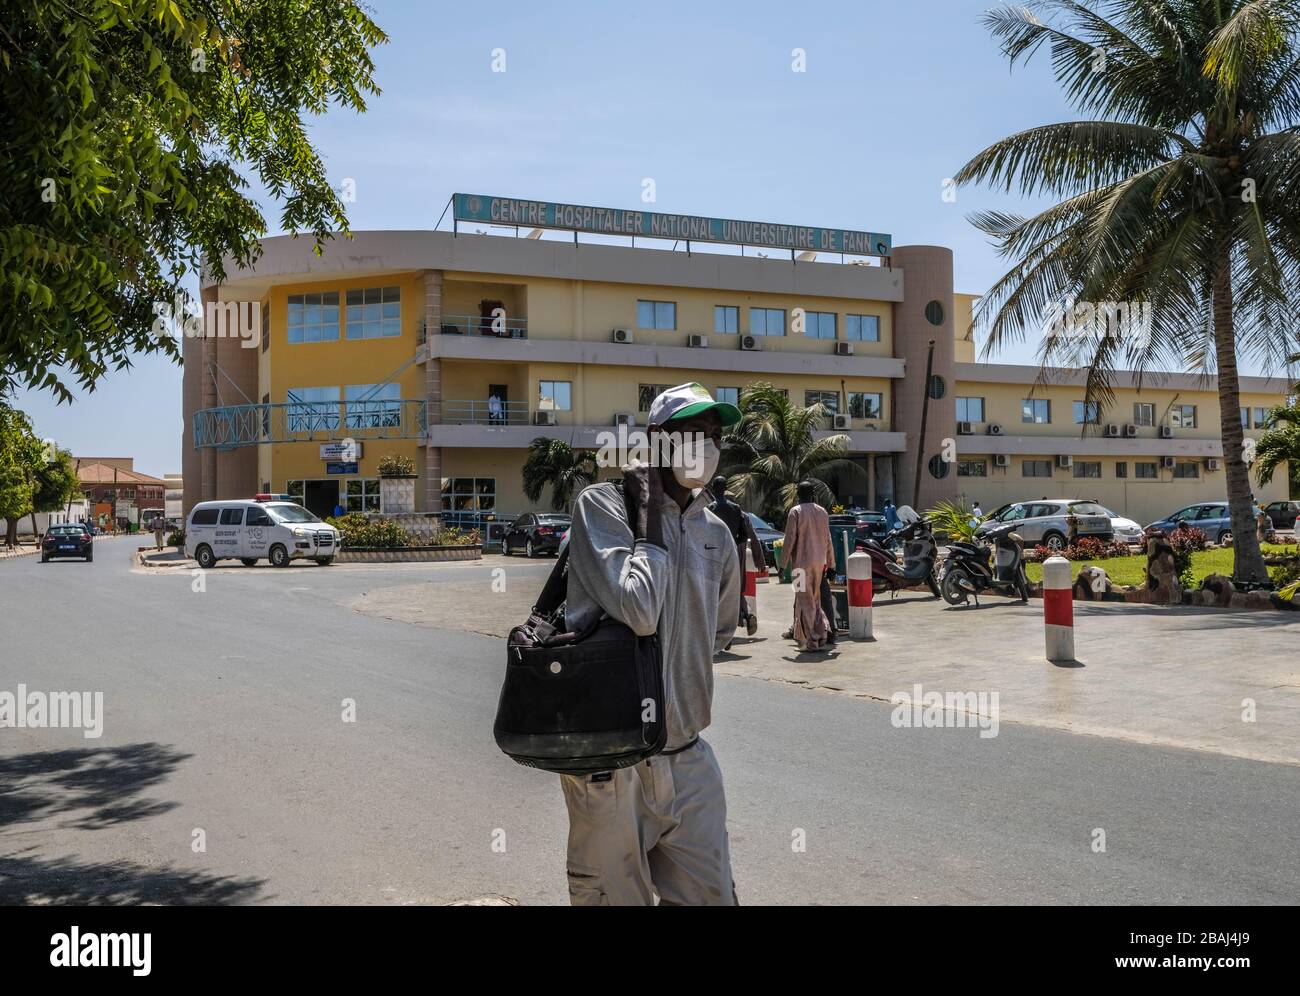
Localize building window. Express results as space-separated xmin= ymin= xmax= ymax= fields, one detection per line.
xmin=1135 ymin=462 xmax=1158 ymax=479
xmin=957 ymin=459 xmax=987 ymax=477
xmin=1022 ymin=459 xmax=1053 ymax=477
xmin=345 ymin=478 xmax=381 ymax=513
xmin=345 ymin=286 xmax=401 ymax=340
xmin=1173 ymin=461 xmax=1200 ymax=479
xmin=1072 ymin=461 xmax=1101 ymax=479
xmin=638 ymin=384 xmax=670 ymax=412
xmin=637 ymin=300 xmax=676 ymax=330
xmin=956 ymin=397 xmax=985 ymax=423
xmin=1240 ymin=407 xmax=1250 ymax=427
xmin=538 ymin=380 xmax=572 ymax=411
xmin=805 ymin=390 xmax=839 ymax=414
xmin=1254 ymin=407 xmax=1269 ymax=428
xmin=848 ymin=392 xmax=882 ymax=419
xmin=1022 ymin=399 xmax=1051 ymax=424
xmin=1115 ymin=462 xmax=1128 ymax=479
xmin=287 ymin=292 xmax=340 ymax=343
xmin=1133 ymin=402 xmax=1155 ymax=426
xmin=716 ymin=387 xmax=739 ymax=407
xmin=287 ymin=387 xmax=340 ymax=432
xmin=927 ymin=454 xmax=950 ymax=479
xmin=1073 ymin=400 xmax=1101 ymax=424
xmin=801 ymin=310 xmax=837 ymax=339
xmin=442 ymin=477 xmax=496 ymax=513
xmin=928 ymin=375 xmax=946 ymax=400
xmin=925 ymin=300 xmax=945 ymax=326
xmin=345 ymin=383 xmax=401 ymax=429
xmin=261 ymin=393 xmax=270 ymax=439
xmin=845 ymin=314 xmax=880 ymax=342
xmin=714 ymin=306 xmax=739 ymax=334
xmin=1171 ymin=404 xmax=1197 ymax=429
xmin=261 ymin=301 xmax=270 ymax=352
xmin=749 ymin=307 xmax=785 ymax=336
xmin=287 ymin=480 xmax=305 ymax=504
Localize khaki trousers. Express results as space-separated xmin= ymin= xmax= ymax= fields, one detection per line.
xmin=559 ymin=738 xmax=736 ymax=906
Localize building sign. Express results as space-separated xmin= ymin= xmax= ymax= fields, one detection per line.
xmin=326 ymin=462 xmax=358 ymax=475
xmin=320 ymin=441 xmax=363 ymax=461
xmin=453 ymin=193 xmax=892 ymax=258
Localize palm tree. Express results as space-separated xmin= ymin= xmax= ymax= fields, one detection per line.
xmin=1254 ymin=396 xmax=1300 ymax=489
xmin=521 ymin=438 xmax=597 ymax=512
xmin=722 ymin=382 xmax=865 ymax=522
xmin=954 ymin=0 xmax=1300 ymax=583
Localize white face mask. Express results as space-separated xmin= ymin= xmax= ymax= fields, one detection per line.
xmin=671 ymin=437 xmax=720 ymax=489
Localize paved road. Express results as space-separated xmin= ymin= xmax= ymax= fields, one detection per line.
xmin=2 ymin=538 xmax=1297 ymax=904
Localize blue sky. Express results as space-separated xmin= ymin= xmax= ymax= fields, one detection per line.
xmin=18 ymin=0 xmax=1088 ymax=476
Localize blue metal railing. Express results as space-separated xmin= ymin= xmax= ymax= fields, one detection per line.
xmin=193 ymin=400 xmax=428 ymax=449
xmin=442 ymin=399 xmax=530 ymax=425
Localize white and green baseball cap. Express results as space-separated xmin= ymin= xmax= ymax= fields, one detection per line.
xmin=648 ymin=382 xmax=742 ymax=428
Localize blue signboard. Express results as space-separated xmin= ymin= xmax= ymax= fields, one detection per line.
xmin=453 ymin=193 xmax=892 ymax=258
xmin=326 ymin=462 xmax=359 ymax=475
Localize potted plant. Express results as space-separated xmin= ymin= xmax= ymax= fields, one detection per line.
xmin=377 ymin=454 xmax=417 ymax=514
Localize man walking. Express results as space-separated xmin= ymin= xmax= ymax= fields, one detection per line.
xmin=561 ymin=383 xmax=742 ymax=905
xmin=782 ymin=481 xmax=835 ymax=652
xmin=708 ymin=474 xmax=762 ymax=637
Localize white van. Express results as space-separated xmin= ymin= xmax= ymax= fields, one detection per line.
xmin=185 ymin=499 xmax=341 ymax=569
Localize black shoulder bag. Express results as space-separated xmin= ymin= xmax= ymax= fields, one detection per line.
xmin=493 ymin=484 xmax=666 ymax=775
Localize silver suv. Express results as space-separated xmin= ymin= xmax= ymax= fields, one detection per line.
xmin=978 ymin=499 xmax=1114 ymax=551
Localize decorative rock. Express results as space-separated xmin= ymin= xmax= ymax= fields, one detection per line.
xmin=1073 ymin=565 xmax=1112 ymax=600
xmin=1144 ymin=535 xmax=1182 ymax=605
xmin=1198 ymin=573 xmax=1235 ymax=608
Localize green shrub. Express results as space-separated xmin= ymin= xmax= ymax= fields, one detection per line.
xmin=377 ymin=454 xmax=416 ymax=477
xmin=167 ymin=529 xmax=185 ymax=547
xmin=431 ymin=526 xmax=480 ymax=547
xmin=325 ymin=513 xmax=411 ymax=549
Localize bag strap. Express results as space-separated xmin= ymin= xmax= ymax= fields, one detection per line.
xmin=530 ymin=481 xmax=638 ymax=618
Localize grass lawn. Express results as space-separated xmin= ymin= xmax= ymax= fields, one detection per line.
xmin=1023 ymin=543 xmax=1298 ymax=588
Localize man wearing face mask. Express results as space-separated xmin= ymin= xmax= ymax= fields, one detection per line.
xmin=560 ymin=382 xmax=742 ymax=905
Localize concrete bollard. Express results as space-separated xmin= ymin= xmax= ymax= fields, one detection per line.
xmin=847 ymin=550 xmax=874 ymax=640
xmin=1042 ymin=556 xmax=1074 ymax=662
xmin=743 ymin=544 xmax=760 ymax=620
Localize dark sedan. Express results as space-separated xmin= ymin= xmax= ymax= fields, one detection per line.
xmin=502 ymin=513 xmax=571 ymax=557
xmin=1263 ymin=500 xmax=1300 ymax=530
xmin=747 ymin=513 xmax=783 ymax=568
xmin=830 ymin=510 xmax=891 ymax=545
xmin=41 ymin=524 xmax=93 ymax=562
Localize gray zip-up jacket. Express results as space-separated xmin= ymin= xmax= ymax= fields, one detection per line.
xmin=565 ymin=479 xmax=740 ymax=750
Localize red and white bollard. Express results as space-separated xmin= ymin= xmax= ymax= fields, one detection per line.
xmin=847 ymin=550 xmax=873 ymax=640
xmin=743 ymin=544 xmax=760 ymax=620
xmin=1042 ymin=556 xmax=1074 ymax=662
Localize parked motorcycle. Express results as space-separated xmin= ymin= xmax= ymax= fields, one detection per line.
xmin=940 ymin=522 xmax=1030 ymax=606
xmin=854 ymin=507 xmax=941 ymax=598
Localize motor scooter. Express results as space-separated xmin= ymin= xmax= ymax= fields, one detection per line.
xmin=940 ymin=522 xmax=1030 ymax=606
xmin=854 ymin=508 xmax=941 ymax=598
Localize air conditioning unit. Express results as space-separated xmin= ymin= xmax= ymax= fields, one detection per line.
xmin=1124 ymin=424 xmax=1138 ymax=437
xmin=1161 ymin=456 xmax=1176 ymax=469
xmin=957 ymin=421 xmax=974 ymax=435
xmin=612 ymin=328 xmax=633 ymax=344
xmin=1205 ymin=457 xmax=1221 ymax=471
xmin=1057 ymin=454 xmax=1073 ymax=469
xmin=1159 ymin=425 xmax=1174 ymax=439
xmin=613 ymin=413 xmax=636 ymax=427
xmin=740 ymin=334 xmax=762 ymax=351
xmin=1105 ymin=424 xmax=1120 ymax=438
xmin=533 ymin=410 xmax=556 ymax=427
xmin=832 ymin=414 xmax=852 ymax=430
xmin=994 ymin=454 xmax=1010 ymax=468
xmin=988 ymin=423 xmax=1004 ymax=436
xmin=687 ymin=334 xmax=708 ymax=348
xmin=834 ymin=342 xmax=855 ymax=357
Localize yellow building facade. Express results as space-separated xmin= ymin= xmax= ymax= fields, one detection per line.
xmin=183 ymin=210 xmax=1290 ymax=531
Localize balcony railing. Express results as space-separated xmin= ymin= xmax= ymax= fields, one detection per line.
xmin=442 ymin=399 xmax=530 ymax=425
xmin=437 ymin=314 xmax=528 ymax=339
xmin=193 ymin=400 xmax=428 ymax=449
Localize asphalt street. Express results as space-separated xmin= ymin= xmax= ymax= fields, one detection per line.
xmin=1 ymin=537 xmax=1297 ymax=904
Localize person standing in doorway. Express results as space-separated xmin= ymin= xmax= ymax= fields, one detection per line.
xmin=488 ymin=391 xmax=503 ymax=425
xmin=560 ymin=382 xmax=742 ymax=905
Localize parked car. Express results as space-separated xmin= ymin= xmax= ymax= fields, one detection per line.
xmin=747 ymin=513 xmax=783 ymax=568
xmin=1099 ymin=506 xmax=1144 ymax=546
xmin=186 ymin=498 xmax=340 ymax=568
xmin=502 ymin=513 xmax=571 ymax=557
xmin=1145 ymin=501 xmax=1233 ymax=544
xmin=1262 ymin=500 xmax=1300 ymax=530
xmin=977 ymin=499 xmax=1113 ymax=550
xmin=41 ymin=523 xmax=93 ymax=562
xmin=830 ymin=509 xmax=891 ymax=546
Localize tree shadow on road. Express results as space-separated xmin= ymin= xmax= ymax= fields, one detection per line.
xmin=0 ymin=742 xmax=265 ymax=905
